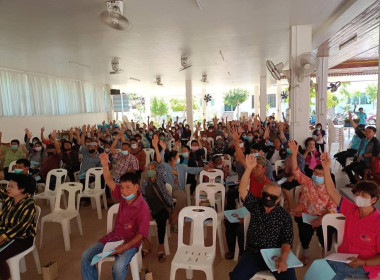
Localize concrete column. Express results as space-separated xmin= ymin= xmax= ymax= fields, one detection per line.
xmin=289 ymin=25 xmax=312 ymax=143
xmin=276 ymin=80 xmax=282 ymax=121
xmin=186 ymin=80 xmax=194 ymax=132
xmin=316 ymin=56 xmax=328 ymax=129
xmin=104 ymin=84 xmax=112 ymax=122
xmin=377 ymin=20 xmax=380 ymax=140
xmin=254 ymin=85 xmax=260 ymax=115
xmin=259 ymin=76 xmax=267 ymax=120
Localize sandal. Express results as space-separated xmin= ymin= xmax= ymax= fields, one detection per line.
xmin=141 ymin=249 xmax=151 ymax=258
xmin=158 ymin=252 xmax=166 ymax=263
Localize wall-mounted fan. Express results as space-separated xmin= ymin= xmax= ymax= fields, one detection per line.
xmin=200 ymin=74 xmax=209 ymax=83
xmin=179 ymin=57 xmax=192 ymax=71
xmin=204 ymin=94 xmax=212 ymax=104
xmin=281 ymin=91 xmax=288 ymax=100
xmin=266 ymin=60 xmax=284 ymax=81
xmin=154 ymin=76 xmax=163 ymax=86
xmin=294 ymin=52 xmax=319 ymax=82
xmin=100 ymin=0 xmax=132 ymax=31
xmin=327 ymin=82 xmax=341 ymax=92
xmin=110 ymin=57 xmax=123 ymax=74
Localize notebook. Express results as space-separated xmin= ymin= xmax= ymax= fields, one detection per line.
xmin=260 ymin=248 xmax=303 ymax=272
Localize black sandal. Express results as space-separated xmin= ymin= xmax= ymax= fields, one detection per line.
xmin=158 ymin=252 xmax=166 ymax=263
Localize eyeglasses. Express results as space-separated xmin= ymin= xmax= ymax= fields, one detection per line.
xmin=262 ymin=191 xmax=279 ymax=201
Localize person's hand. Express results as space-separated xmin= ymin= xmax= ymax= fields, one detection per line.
xmin=69 ymin=127 xmax=73 ymax=135
xmin=229 ymin=126 xmax=242 ymax=143
xmin=99 ymin=153 xmax=109 ymax=167
xmin=278 ymin=122 xmax=284 ymax=131
xmin=110 ymin=243 xmax=128 ymax=255
xmin=82 ymin=125 xmax=86 ymax=133
xmin=275 ymin=257 xmax=288 ymax=273
xmin=320 ymin=152 xmax=331 ymax=170
xmin=245 ymin=154 xmax=257 ymax=170
xmin=25 ymin=128 xmax=32 ymax=139
xmin=159 ymin=139 xmax=166 ymax=151
xmin=41 ymin=127 xmax=45 ymax=133
xmin=152 ymin=134 xmax=159 ymax=148
xmin=357 ymin=155 xmax=362 ymax=162
xmin=50 ymin=130 xmax=57 ymax=140
xmin=287 ymin=139 xmax=298 ymax=155
xmin=310 ymin=216 xmax=323 ymax=228
xmin=347 ymin=257 xmax=365 ymax=268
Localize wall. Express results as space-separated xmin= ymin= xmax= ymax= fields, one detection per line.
xmin=0 ymin=112 xmax=109 ymax=142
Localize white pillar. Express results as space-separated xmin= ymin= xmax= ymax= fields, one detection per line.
xmin=276 ymin=80 xmax=282 ymax=121
xmin=259 ymin=76 xmax=267 ymax=120
xmin=186 ymin=80 xmax=194 ymax=132
xmin=289 ymin=25 xmax=312 ymax=144
xmin=254 ymin=85 xmax=260 ymax=115
xmin=316 ymin=56 xmax=328 ymax=129
xmin=377 ymin=19 xmax=380 ymax=140
xmin=104 ymin=84 xmax=112 ymax=122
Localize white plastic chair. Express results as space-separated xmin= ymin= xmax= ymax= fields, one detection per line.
xmin=195 ymin=183 xmax=226 ymax=258
xmin=0 ymin=179 xmax=9 ymax=188
xmin=34 ymin=169 xmax=68 ymax=212
xmin=97 ymin=203 xmax=142 ymax=280
xmin=202 ymin=147 xmax=208 ymax=162
xmin=199 ymin=169 xmax=224 ymax=184
xmin=40 ymin=182 xmax=83 ymax=251
xmin=77 ymin=167 xmax=107 ymax=219
xmin=170 ymin=206 xmax=217 ymax=280
xmin=143 ymin=148 xmax=155 ymax=167
xmin=8 ymin=160 xmax=17 ymax=172
xmin=274 ymin=160 xmax=285 ymax=176
xmin=322 ymin=213 xmax=346 ymax=257
xmin=207 ymin=137 xmax=214 ymax=148
xmin=6 ymin=206 xmax=42 ymax=280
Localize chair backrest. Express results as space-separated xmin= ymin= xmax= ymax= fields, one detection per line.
xmin=8 ymin=160 xmax=17 ymax=172
xmin=84 ymin=167 xmax=103 ymax=191
xmin=0 ymin=180 xmax=9 ymax=189
xmin=195 ymin=183 xmax=225 ymax=213
xmin=293 ymin=185 xmax=302 ymax=207
xmin=274 ymin=160 xmax=285 ymax=176
xmin=107 ymin=203 xmax=120 ymax=234
xmin=143 ymin=148 xmax=155 ymax=165
xmin=322 ymin=213 xmax=346 ymax=256
xmin=199 ymin=169 xmax=224 ymax=184
xmin=54 ymin=182 xmax=82 ymax=211
xmin=207 ymin=137 xmax=214 ymax=148
xmin=178 ymin=206 xmax=217 ymax=247
xmin=202 ymin=147 xmax=207 ymax=161
xmin=165 ymin=183 xmax=173 ymax=196
xmin=45 ymin=169 xmax=68 ymax=192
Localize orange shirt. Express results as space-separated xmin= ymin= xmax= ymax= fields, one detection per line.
xmin=249 ymin=174 xmax=269 ymax=198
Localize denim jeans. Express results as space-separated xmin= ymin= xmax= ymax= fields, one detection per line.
xmin=81 ymin=242 xmax=138 ymax=280
xmin=229 ymin=251 xmax=297 ymax=280
xmin=327 ymin=260 xmax=368 ymax=280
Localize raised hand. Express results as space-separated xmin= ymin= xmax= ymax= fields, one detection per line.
xmin=320 ymin=152 xmax=331 ymax=170
xmin=229 ymin=126 xmax=241 ymax=143
xmin=159 ymin=139 xmax=166 ymax=151
xmin=25 ymin=128 xmax=32 ymax=139
xmin=41 ymin=127 xmax=45 ymax=132
xmin=50 ymin=130 xmax=57 ymax=140
xmin=99 ymin=153 xmax=109 ymax=167
xmin=152 ymin=134 xmax=159 ymax=148
xmin=245 ymin=154 xmax=257 ymax=170
xmin=287 ymin=139 xmax=298 ymax=154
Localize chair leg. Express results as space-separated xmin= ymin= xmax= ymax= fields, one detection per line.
xmin=295 ymin=242 xmax=301 ymax=257
xmin=76 ymin=196 xmax=81 ymax=213
xmin=7 ymin=258 xmax=21 ymax=280
xmin=164 ymin=231 xmax=170 ymax=255
xmin=95 ymin=196 xmax=102 ymax=219
xmin=186 ymin=269 xmax=194 ymax=279
xmin=97 ymin=261 xmax=103 ymax=280
xmin=170 ymin=267 xmax=177 ymax=280
xmin=102 ymin=193 xmax=107 ymax=210
xmin=217 ymin=223 xmax=225 ymax=258
xmin=130 ymin=255 xmax=139 ymax=280
xmin=32 ymin=247 xmax=42 ymax=274
xmin=20 ymin=257 xmax=27 ymax=273
xmin=77 ymin=214 xmax=83 ymax=236
xmin=234 ymin=238 xmax=239 ymax=262
xmin=204 ymin=268 xmax=214 ymax=280
xmin=49 ymin=197 xmax=55 ymax=212
xmin=61 ymin=220 xmax=71 ymax=251
xmin=91 ymin=197 xmax=96 ymax=209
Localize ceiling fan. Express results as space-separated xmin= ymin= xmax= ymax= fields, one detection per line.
xmin=109 ymin=57 xmax=123 ymax=74
xmin=154 ymin=76 xmax=163 ymax=86
xmin=327 ymin=82 xmax=341 ymax=92
xmin=200 ymin=74 xmax=209 ymax=83
xmin=100 ymin=0 xmax=132 ymax=31
xmin=179 ymin=57 xmax=192 ymax=71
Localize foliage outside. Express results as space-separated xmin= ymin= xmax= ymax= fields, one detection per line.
xmin=224 ymin=88 xmax=249 ymax=117
xmin=365 ymin=84 xmax=378 ymax=109
xmin=150 ymin=97 xmax=168 ymax=122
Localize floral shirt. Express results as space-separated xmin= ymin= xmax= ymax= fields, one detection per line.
xmin=293 ymin=168 xmax=336 ymax=217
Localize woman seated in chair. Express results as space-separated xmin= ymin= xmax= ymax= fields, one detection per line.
xmin=303 ymin=137 xmax=321 ymax=178
xmin=0 ymin=174 xmax=37 ymax=280
xmin=81 ymin=153 xmax=150 ymax=280
xmin=140 ymin=161 xmax=174 ymax=263
xmin=309 ymin=152 xmax=380 ymax=280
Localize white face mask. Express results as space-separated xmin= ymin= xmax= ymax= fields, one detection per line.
xmin=131 ymin=144 xmax=137 ymax=149
xmin=239 ymin=143 xmax=244 ymax=148
xmin=355 ymin=196 xmax=372 ymax=207
xmin=34 ymin=147 xmax=42 ymax=152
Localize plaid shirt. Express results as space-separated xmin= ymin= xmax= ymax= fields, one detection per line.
xmin=113 ymin=151 xmax=140 ymax=180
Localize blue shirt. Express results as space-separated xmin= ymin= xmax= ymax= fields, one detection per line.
xmin=359 ymin=139 xmax=370 ymax=158
xmin=357 ymin=112 xmax=367 ymax=125
xmin=350 ymin=135 xmax=361 ymax=150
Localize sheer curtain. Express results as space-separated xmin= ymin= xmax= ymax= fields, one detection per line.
xmin=0 ymin=69 xmax=111 ymax=117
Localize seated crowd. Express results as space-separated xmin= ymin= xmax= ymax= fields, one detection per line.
xmin=0 ymin=112 xmax=380 ymax=280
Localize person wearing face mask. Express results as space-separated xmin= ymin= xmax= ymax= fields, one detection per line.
xmin=312 ymin=123 xmax=326 ymax=153
xmin=199 ymin=132 xmax=211 ymax=160
xmin=206 ymin=125 xmax=217 ymax=140
xmin=303 ymin=137 xmax=322 ymax=178
xmin=129 ymin=138 xmax=146 ymax=173
xmin=308 ymin=152 xmax=380 ymax=280
xmin=24 ymin=128 xmax=44 ymax=173
xmin=140 ymin=161 xmax=174 ymax=262
xmin=180 ymin=124 xmax=191 ymax=146
xmin=0 ymin=133 xmax=24 ymax=178
xmin=230 ymin=155 xmax=295 ymax=280
xmin=210 ymin=155 xmax=230 ymax=180
xmin=211 ymin=136 xmax=228 ymax=158
xmin=288 ymin=140 xmax=337 ymax=266
xmin=180 ymin=145 xmax=204 ymax=195
xmin=111 ymin=136 xmax=139 ymax=181
xmin=61 ymin=141 xmax=81 ymax=182
xmin=81 ymin=153 xmax=150 ymax=280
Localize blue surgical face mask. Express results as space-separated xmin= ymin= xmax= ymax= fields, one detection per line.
xmin=11 ymin=145 xmax=18 ymax=150
xmin=217 ymin=164 xmax=223 ymax=169
xmin=246 ymin=136 xmax=253 ymax=142
xmin=176 ymin=158 xmax=180 ymax=164
xmin=312 ymin=175 xmax=324 ymax=185
xmin=122 ymin=193 xmax=135 ymax=201
xmin=121 ymin=150 xmax=129 ymax=156
xmin=286 ymin=148 xmax=291 ymax=154
xmin=253 ymin=153 xmax=259 ymax=157
xmin=182 ymin=152 xmax=189 ymax=158
xmin=13 ymin=169 xmax=23 ymax=174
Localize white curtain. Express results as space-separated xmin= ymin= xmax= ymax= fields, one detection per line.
xmin=0 ymin=69 xmax=111 ymax=117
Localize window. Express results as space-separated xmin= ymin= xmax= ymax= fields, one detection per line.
xmin=267 ymin=94 xmax=276 ymax=108
xmin=112 ymin=94 xmax=130 ymax=112
xmin=211 ymin=98 xmax=215 ymax=106
xmin=224 ymin=104 xmax=236 ymax=111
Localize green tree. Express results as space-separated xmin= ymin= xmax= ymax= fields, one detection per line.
xmin=310 ymin=84 xmax=316 ymax=106
xmin=339 ymin=82 xmax=352 ymax=103
xmin=224 ymin=88 xmax=249 ymax=117
xmin=327 ymin=91 xmax=339 ymax=108
xmin=170 ymin=98 xmax=200 ymax=119
xmin=365 ymin=83 xmax=378 ymax=109
xmin=150 ymin=97 xmax=168 ymax=121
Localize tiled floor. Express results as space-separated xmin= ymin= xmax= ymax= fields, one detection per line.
xmin=6 ymin=141 xmax=354 ymax=280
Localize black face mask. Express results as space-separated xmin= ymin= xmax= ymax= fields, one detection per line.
xmin=261 ymin=192 xmax=278 ymax=208
xmin=88 ymin=149 xmax=96 ymax=154
xmin=47 ymin=152 xmax=55 ymax=156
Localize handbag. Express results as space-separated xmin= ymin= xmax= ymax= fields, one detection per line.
xmin=151 ymin=183 xmax=176 ymax=224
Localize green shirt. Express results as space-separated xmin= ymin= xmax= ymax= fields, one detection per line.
xmin=1 ymin=146 xmax=24 ymax=167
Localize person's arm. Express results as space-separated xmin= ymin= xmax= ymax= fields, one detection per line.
xmin=278 ymin=122 xmax=286 ymax=141
xmin=353 ymin=104 xmax=357 ymax=114
xmin=151 ymin=134 xmax=161 ymax=163
xmin=80 ymin=125 xmax=86 ymax=148
xmin=51 ymin=131 xmax=61 ymax=156
xmin=276 ymin=243 xmax=291 ymax=273
xmin=99 ymin=153 xmax=116 ymax=191
xmin=288 ymin=140 xmax=298 ymax=173
xmin=229 ymin=126 xmax=246 ymax=167
xmin=112 ymin=233 xmax=144 ymax=256
xmin=347 ymin=255 xmax=380 ymax=268
xmin=239 ymin=154 xmax=256 ymax=201
xmin=349 ymin=112 xmax=358 ymax=129
xmin=110 ymin=133 xmax=122 ymax=155
xmin=321 ymin=152 xmax=342 ymax=206
xmin=40 ymin=127 xmax=46 ymax=143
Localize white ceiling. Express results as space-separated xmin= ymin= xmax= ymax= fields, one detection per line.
xmin=0 ymin=0 xmax=356 ymax=92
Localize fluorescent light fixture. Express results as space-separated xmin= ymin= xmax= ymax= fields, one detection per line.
xmin=339 ymin=34 xmax=357 ymax=50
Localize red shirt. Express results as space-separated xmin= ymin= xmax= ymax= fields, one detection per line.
xmin=249 ymin=174 xmax=269 ymax=198
xmin=99 ymin=186 xmax=150 ymax=248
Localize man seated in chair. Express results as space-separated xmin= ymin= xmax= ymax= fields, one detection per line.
xmin=81 ymin=153 xmax=150 ymax=280
xmin=230 ymin=155 xmax=296 ymax=280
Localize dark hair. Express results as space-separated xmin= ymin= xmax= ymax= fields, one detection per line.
xmin=34 ymin=141 xmax=43 ymax=146
xmin=85 ymin=137 xmax=92 ymax=142
xmin=11 ymin=139 xmax=20 ymax=145
xmin=190 ymin=140 xmax=199 ymax=146
xmin=367 ymin=126 xmax=377 ymax=133
xmin=352 ymin=180 xmax=380 ymax=200
xmin=130 ymin=138 xmax=138 ymax=143
xmin=304 ymin=137 xmax=316 ymax=147
xmin=212 ymin=155 xmax=222 ymax=163
xmin=120 ymin=172 xmax=140 ymax=185
xmin=46 ymin=144 xmax=55 ymax=150
xmin=316 ymin=123 xmax=322 ymax=128
xmin=182 ymin=145 xmax=190 ymax=151
xmin=8 ymin=173 xmax=36 ymax=195
xmin=32 ymin=137 xmax=40 ymax=143
xmin=314 ymin=164 xmax=323 ymax=171
xmin=164 ymin=150 xmax=178 ymax=163
xmin=251 ymin=143 xmax=263 ymax=151
xmin=16 ymin=158 xmax=31 ymax=168
xmin=122 ymin=142 xmax=131 ymax=147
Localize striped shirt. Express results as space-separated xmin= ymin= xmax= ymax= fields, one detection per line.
xmin=113 ymin=151 xmax=140 ymax=180
xmin=0 ymin=189 xmax=36 ymax=241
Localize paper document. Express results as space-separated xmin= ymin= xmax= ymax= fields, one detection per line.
xmin=224 ymin=207 xmax=249 ymax=223
xmin=302 ymin=213 xmax=318 ymax=225
xmin=277 ymin=177 xmax=287 ymax=185
xmin=90 ymin=240 xmax=124 ymax=266
xmin=260 ymin=248 xmax=303 ymax=272
xmin=304 ymin=259 xmax=336 ymax=280
xmin=325 ymin=253 xmax=359 ymax=264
